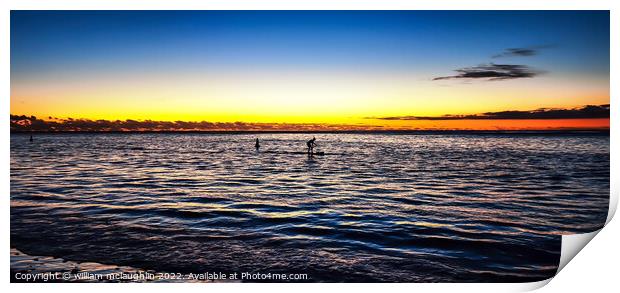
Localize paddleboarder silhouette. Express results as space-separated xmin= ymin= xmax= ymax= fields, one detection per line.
xmin=306 ymin=137 xmax=316 ymax=156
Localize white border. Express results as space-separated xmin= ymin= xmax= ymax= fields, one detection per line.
xmin=3 ymin=1 xmax=617 ymax=292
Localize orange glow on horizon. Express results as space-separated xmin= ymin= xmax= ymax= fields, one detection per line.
xmin=9 ymin=114 xmax=610 ymax=131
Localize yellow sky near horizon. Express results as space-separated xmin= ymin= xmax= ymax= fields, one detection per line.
xmin=10 ymin=71 xmax=609 ymax=126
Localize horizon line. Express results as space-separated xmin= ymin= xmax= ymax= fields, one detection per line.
xmin=11 ymin=129 xmax=610 ymax=134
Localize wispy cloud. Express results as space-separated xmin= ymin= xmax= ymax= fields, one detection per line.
xmin=367 ymin=104 xmax=610 ymax=121
xmin=492 ymin=45 xmax=555 ymax=58
xmin=433 ymin=63 xmax=542 ymax=81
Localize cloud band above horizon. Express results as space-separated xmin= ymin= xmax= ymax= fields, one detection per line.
xmin=367 ymin=104 xmax=609 ymax=121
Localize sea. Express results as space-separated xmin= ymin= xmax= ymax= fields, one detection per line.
xmin=10 ymin=132 xmax=610 ymax=282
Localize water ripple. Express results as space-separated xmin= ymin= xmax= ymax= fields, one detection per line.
xmin=10 ymin=133 xmax=609 ymax=282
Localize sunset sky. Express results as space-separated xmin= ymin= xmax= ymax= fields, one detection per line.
xmin=10 ymin=11 xmax=609 ymax=130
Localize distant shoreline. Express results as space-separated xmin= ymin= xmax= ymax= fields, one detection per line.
xmin=10 ymin=129 xmax=610 ymax=136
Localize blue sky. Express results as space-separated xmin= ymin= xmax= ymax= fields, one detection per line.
xmin=11 ymin=11 xmax=609 ymax=77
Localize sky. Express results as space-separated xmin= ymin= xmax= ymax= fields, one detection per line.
xmin=10 ymin=11 xmax=610 ymax=130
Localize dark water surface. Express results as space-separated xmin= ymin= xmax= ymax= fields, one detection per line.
xmin=10 ymin=133 xmax=609 ymax=282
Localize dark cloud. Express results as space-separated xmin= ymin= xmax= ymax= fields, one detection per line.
xmin=492 ymin=45 xmax=555 ymax=58
xmin=433 ymin=63 xmax=542 ymax=81
xmin=368 ymin=104 xmax=610 ymax=121
xmin=10 ymin=115 xmax=386 ymax=132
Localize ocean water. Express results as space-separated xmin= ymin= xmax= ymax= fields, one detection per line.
xmin=10 ymin=133 xmax=609 ymax=282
